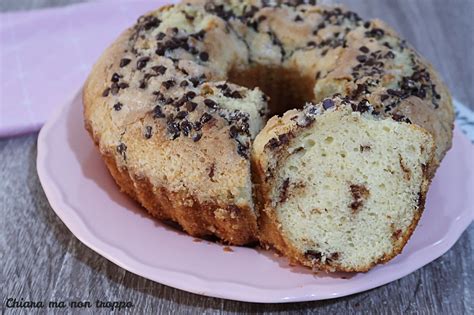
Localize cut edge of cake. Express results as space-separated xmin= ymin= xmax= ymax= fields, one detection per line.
xmin=252 ymin=98 xmax=435 ymax=272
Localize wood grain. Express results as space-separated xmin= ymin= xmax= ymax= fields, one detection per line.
xmin=1 ymin=0 xmax=473 ymax=314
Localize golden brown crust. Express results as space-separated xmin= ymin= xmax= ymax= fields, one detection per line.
xmin=101 ymin=149 xmax=258 ymax=245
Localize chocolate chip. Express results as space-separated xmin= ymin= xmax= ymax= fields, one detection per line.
xmin=200 ymin=113 xmax=213 ymax=124
xmin=118 ymin=82 xmax=129 ymax=89
xmin=354 ymin=100 xmax=370 ymax=113
xmin=230 ymin=91 xmax=242 ymax=99
xmin=189 ymin=77 xmax=201 ymax=87
xmin=322 ymin=99 xmax=335 ymax=110
xmin=113 ymin=102 xmax=123 ymax=111
xmin=315 ymin=71 xmax=321 ymax=80
xmin=162 ymin=80 xmax=175 ymax=89
xmin=174 ymin=96 xmax=187 ymax=107
xmin=110 ymin=82 xmax=119 ymax=95
xmin=156 ymin=32 xmax=166 ymax=40
xmin=185 ymin=101 xmax=198 ymax=112
xmin=229 ymin=125 xmax=239 ymax=138
xmin=294 ymin=15 xmax=303 ymax=22
xmin=193 ymin=121 xmax=202 ymax=131
xmin=305 ymin=250 xmax=322 ymax=262
xmin=111 ymin=73 xmax=121 ymax=82
xmin=155 ymin=46 xmax=166 ymax=56
xmin=387 ymin=89 xmax=402 ymax=97
xmin=143 ymin=17 xmax=161 ymax=30
xmin=176 ymin=111 xmax=188 ymax=119
xmin=119 ymin=58 xmax=131 ymax=67
xmin=102 ymin=87 xmax=110 ymax=97
xmin=327 ymin=252 xmax=340 ymax=262
xmin=359 ymin=46 xmax=370 ymax=53
xmin=237 ymin=142 xmax=249 ymax=159
xmin=279 ymin=178 xmax=290 ymax=202
xmin=366 ymin=28 xmax=385 ymax=39
xmin=383 ymin=42 xmax=392 ymax=49
xmin=385 ymin=51 xmax=395 ymax=59
xmin=217 ymin=83 xmax=228 ymax=90
xmin=190 ymin=30 xmax=206 ymax=40
xmin=185 ymin=91 xmax=196 ymax=100
xmin=278 ymin=134 xmax=289 ymax=146
xmin=199 ymin=51 xmax=209 ymax=62
xmin=192 ymin=133 xmax=202 ymax=142
xmin=180 ymin=120 xmax=192 ymax=136
xmin=139 ymin=80 xmax=147 ymax=89
xmin=152 ymin=65 xmax=167 ymax=75
xmin=380 ymin=94 xmax=389 ymax=102
xmin=144 ymin=126 xmax=153 ymax=139
xmin=136 ymin=56 xmax=150 ymax=70
xmin=167 ymin=121 xmax=180 ymax=139
xmin=391 ymin=113 xmax=411 ymax=123
xmin=180 ymin=80 xmax=189 ymax=87
xmin=116 ymin=143 xmax=127 ymax=159
xmin=204 ymin=99 xmax=218 ymax=109
xmin=153 ymin=105 xmax=165 ymax=118
xmin=356 ymin=55 xmax=367 ymax=63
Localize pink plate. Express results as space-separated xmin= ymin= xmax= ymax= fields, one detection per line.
xmin=37 ymin=89 xmax=473 ymax=303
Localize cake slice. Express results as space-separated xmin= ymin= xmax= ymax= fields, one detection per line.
xmin=252 ymin=97 xmax=435 ymax=272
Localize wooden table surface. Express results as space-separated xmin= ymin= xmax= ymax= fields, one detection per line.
xmin=1 ymin=1 xmax=473 ymax=314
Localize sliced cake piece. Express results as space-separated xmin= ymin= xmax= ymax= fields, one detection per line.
xmin=252 ymin=98 xmax=435 ymax=272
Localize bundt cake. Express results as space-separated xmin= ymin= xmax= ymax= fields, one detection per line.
xmin=83 ymin=0 xmax=454 ymax=270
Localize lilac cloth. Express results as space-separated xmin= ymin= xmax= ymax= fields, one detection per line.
xmin=0 ymin=0 xmax=173 ymax=137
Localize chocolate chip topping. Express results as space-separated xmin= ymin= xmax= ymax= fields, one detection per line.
xmin=119 ymin=58 xmax=131 ymax=67
xmin=356 ymin=55 xmax=367 ymax=63
xmin=192 ymin=133 xmax=202 ymax=142
xmin=116 ymin=143 xmax=127 ymax=160
xmin=144 ymin=126 xmax=153 ymax=139
xmin=185 ymin=101 xmax=198 ymax=112
xmin=113 ymin=102 xmax=123 ymax=111
xmin=162 ymin=80 xmax=176 ymax=89
xmin=200 ymin=113 xmax=213 ymax=124
xmin=199 ymin=51 xmax=209 ymax=62
xmin=102 ymin=87 xmax=110 ymax=97
xmin=111 ymin=73 xmax=121 ymax=82
xmin=152 ymin=65 xmax=167 ymax=74
xmin=204 ymin=99 xmax=218 ymax=110
xmin=176 ymin=111 xmax=188 ymax=119
xmin=156 ymin=32 xmax=166 ymax=40
xmin=136 ymin=56 xmax=150 ymax=70
xmin=322 ymin=99 xmax=335 ymax=110
xmin=167 ymin=121 xmax=180 ymax=139
xmin=153 ymin=105 xmax=165 ymax=118
xmin=236 ymin=141 xmax=249 ymax=158
xmin=180 ymin=120 xmax=192 ymax=136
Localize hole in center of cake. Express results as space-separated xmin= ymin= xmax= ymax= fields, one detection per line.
xmin=228 ymin=66 xmax=316 ymax=117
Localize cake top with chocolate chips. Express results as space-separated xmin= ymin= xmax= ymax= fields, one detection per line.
xmin=84 ymin=0 xmax=453 ymax=204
